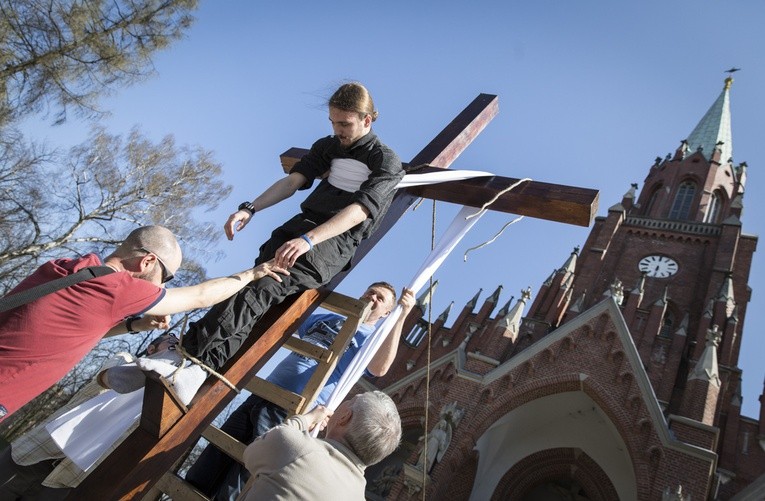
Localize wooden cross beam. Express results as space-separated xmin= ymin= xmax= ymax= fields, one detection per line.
xmin=280 ymin=136 xmax=598 ymax=226
xmin=72 ymin=93 xmax=598 ymax=500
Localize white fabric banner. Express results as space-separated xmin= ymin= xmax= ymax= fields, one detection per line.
xmin=396 ymin=169 xmax=494 ymax=189
xmin=46 ymin=388 xmax=144 ymax=471
xmin=322 ymin=204 xmax=487 ymax=415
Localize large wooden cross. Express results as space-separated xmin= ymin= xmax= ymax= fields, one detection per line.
xmin=73 ymin=94 xmax=598 ymax=500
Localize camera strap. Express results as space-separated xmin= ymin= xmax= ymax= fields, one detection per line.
xmin=0 ymin=266 xmax=115 ymax=313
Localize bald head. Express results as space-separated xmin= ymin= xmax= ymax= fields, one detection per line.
xmin=116 ymin=226 xmax=182 ymax=276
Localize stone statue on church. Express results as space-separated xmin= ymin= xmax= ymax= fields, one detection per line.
xmin=415 ymin=401 xmax=464 ymax=473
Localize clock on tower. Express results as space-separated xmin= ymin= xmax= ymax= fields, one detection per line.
xmin=638 ymin=255 xmax=679 ymax=278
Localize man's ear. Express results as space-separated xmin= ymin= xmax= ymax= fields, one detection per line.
xmin=337 ymin=405 xmax=354 ymax=426
xmin=138 ymin=253 xmax=157 ymax=273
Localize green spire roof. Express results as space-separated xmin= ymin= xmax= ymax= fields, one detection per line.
xmin=685 ymin=78 xmax=733 ymax=164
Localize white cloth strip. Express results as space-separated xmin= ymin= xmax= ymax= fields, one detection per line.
xmin=320 ymin=205 xmax=487 ymax=426
xmin=327 ymin=158 xmax=371 ymax=192
xmin=396 ymin=170 xmax=494 ymax=188
xmin=46 ymin=388 xmax=144 ymax=471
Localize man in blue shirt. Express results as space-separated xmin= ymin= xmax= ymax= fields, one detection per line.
xmin=185 ymin=282 xmax=414 ymax=500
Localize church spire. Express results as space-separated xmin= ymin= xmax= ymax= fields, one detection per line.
xmin=416 ymin=280 xmax=438 ymax=312
xmin=685 ymin=77 xmax=733 ymax=165
xmin=465 ymin=288 xmax=482 ymax=311
xmin=688 ymin=325 xmax=722 ymax=387
xmin=437 ymin=301 xmax=454 ymax=324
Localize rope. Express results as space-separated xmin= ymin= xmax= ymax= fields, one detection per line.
xmin=173 ymin=345 xmax=240 ymax=393
xmin=174 ymin=315 xmax=240 ymax=393
xmin=463 ymin=216 xmax=524 ymax=261
xmin=418 ymin=175 xmax=532 ymax=495
xmin=462 ymin=177 xmax=532 ymax=260
xmin=465 ymin=177 xmax=532 ymax=219
xmin=422 ymin=198 xmax=437 ymax=499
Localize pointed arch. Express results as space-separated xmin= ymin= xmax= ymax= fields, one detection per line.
xmin=669 ymin=181 xmax=696 ymax=220
xmin=703 ymin=189 xmax=725 ymax=223
xmin=644 ymin=183 xmax=663 ymax=218
xmin=659 ymin=309 xmax=675 ymax=338
xmin=405 ymin=319 xmax=428 ymax=347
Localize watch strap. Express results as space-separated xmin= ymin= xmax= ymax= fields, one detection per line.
xmin=238 ymin=201 xmax=256 ymax=215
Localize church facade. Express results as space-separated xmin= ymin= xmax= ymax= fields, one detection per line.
xmin=360 ymin=78 xmax=765 ymax=500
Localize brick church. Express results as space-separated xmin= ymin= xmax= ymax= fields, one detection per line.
xmin=358 ymin=78 xmax=765 ymax=500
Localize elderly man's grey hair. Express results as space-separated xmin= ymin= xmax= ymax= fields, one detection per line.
xmin=345 ymin=391 xmax=402 ymax=466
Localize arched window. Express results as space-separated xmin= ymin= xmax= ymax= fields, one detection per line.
xmin=659 ymin=310 xmax=675 ymax=338
xmin=703 ymin=190 xmax=723 ymax=223
xmin=669 ymin=181 xmax=696 ymax=220
xmin=644 ymin=185 xmax=662 ymax=217
xmin=405 ymin=320 xmax=428 ymax=347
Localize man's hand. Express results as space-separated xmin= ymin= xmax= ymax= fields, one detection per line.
xmin=253 ymin=259 xmax=291 ymax=282
xmin=303 ymin=405 xmax=334 ymax=432
xmin=224 ymin=210 xmax=252 ymax=241
xmin=274 ymin=237 xmax=311 ymax=269
xmin=399 ymin=288 xmax=415 ymax=313
xmin=132 ymin=315 xmax=171 ymax=332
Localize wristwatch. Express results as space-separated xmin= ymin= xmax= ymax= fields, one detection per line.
xmin=238 ymin=201 xmax=256 ymax=215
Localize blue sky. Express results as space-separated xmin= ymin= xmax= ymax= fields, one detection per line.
xmin=30 ymin=2 xmax=765 ymax=417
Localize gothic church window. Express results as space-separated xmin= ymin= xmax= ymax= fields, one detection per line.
xmin=405 ymin=320 xmax=428 ymax=347
xmin=659 ymin=311 xmax=675 ymax=337
xmin=703 ymin=190 xmax=723 ymax=223
xmin=645 ymin=185 xmax=662 ymax=217
xmin=669 ymin=181 xmax=696 ymax=220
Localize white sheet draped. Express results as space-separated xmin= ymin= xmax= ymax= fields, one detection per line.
xmin=318 ymin=170 xmax=498 ymax=419
xmin=46 ymin=388 xmax=144 ymax=471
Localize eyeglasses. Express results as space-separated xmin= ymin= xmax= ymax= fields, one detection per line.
xmin=137 ymin=247 xmax=174 ymax=284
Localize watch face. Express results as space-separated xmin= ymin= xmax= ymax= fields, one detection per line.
xmin=638 ymin=255 xmax=678 ymax=278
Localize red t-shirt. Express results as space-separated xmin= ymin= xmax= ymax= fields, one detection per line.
xmin=0 ymin=254 xmax=164 ymax=419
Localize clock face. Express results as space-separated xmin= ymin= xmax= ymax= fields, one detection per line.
xmin=638 ymin=255 xmax=679 ymax=278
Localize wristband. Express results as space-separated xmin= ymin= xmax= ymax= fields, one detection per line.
xmin=300 ymin=234 xmax=314 ymax=251
xmin=126 ymin=316 xmax=141 ymax=333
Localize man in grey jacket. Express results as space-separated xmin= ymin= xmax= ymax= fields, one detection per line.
xmin=240 ymin=391 xmax=401 ymax=501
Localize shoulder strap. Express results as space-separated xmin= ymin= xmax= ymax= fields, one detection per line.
xmin=0 ymin=266 xmax=116 ymax=313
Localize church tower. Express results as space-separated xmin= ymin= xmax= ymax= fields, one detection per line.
xmin=566 ymin=77 xmax=754 ymax=422
xmin=362 ymin=78 xmax=764 ymax=501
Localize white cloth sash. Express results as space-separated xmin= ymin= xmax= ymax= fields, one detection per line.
xmin=46 ymin=389 xmax=144 ymax=471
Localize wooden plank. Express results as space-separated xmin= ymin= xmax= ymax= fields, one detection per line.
xmin=153 ymin=472 xmax=207 ymax=501
xmin=406 ymin=166 xmax=598 ymax=227
xmin=319 ymin=292 xmax=369 ymax=318
xmin=244 ymin=376 xmax=305 ymax=414
xmin=201 ymin=425 xmax=247 ymax=462
xmin=283 ymin=336 xmax=334 ymax=362
xmin=279 ymin=156 xmax=598 ymax=227
xmin=139 ymin=372 xmax=188 ymax=438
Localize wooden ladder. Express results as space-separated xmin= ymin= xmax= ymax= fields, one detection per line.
xmin=70 ymin=290 xmax=371 ymax=500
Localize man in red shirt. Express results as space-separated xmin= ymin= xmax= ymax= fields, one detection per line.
xmin=0 ymin=225 xmax=287 ymax=422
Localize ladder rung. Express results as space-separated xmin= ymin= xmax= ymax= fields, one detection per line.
xmin=320 ymin=292 xmax=369 ymax=318
xmin=201 ymin=424 xmax=247 ymax=463
xmin=154 ymin=472 xmax=208 ymax=500
xmin=283 ymin=336 xmax=334 ymax=362
xmin=244 ymin=376 xmax=305 ymax=414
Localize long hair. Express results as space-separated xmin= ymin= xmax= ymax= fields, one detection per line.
xmin=328 ymin=82 xmax=378 ymax=122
